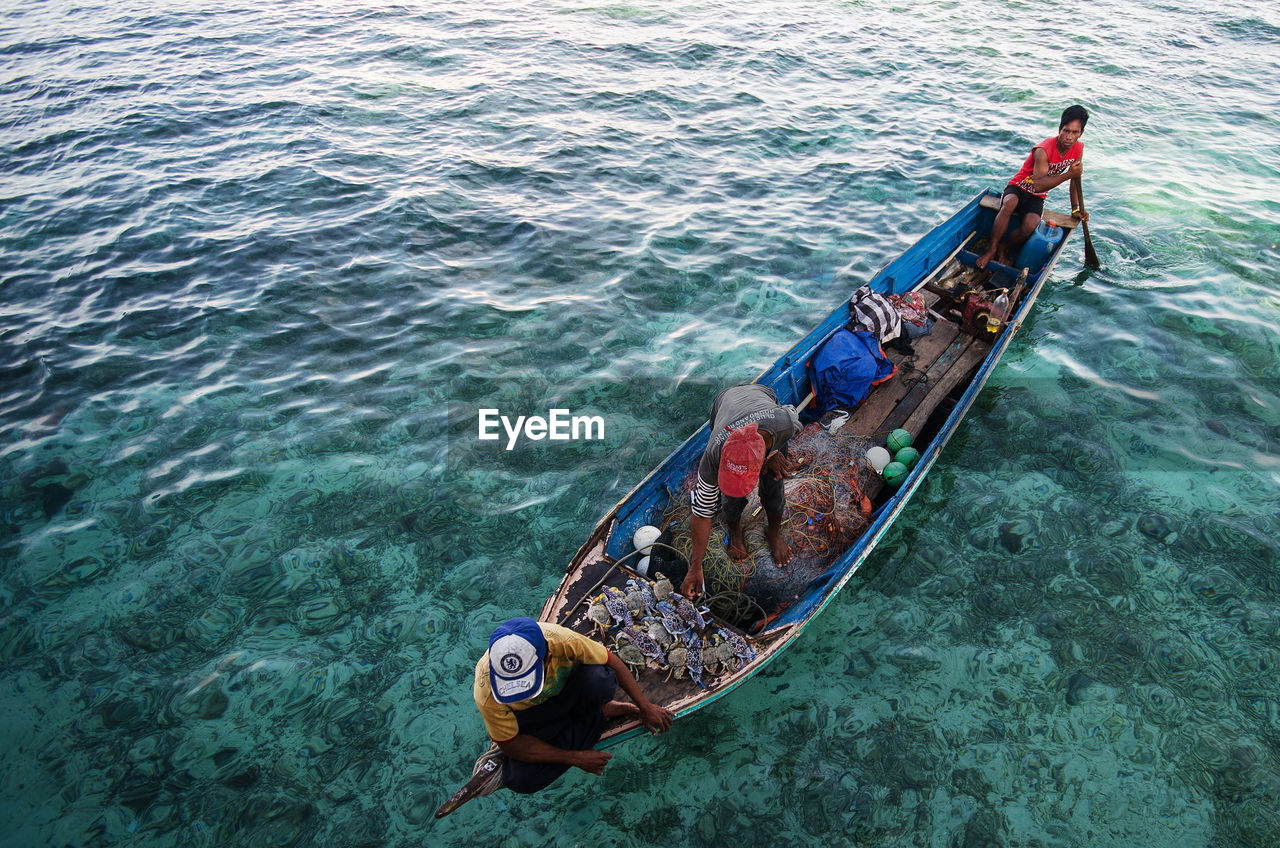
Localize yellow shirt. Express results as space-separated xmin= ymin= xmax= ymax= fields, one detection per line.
xmin=473 ymin=622 xmax=610 ymax=742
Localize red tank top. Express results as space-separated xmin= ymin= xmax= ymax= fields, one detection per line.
xmin=1008 ymin=137 xmax=1083 ymax=198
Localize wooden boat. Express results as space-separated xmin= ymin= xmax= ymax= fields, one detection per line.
xmin=435 ymin=188 xmax=1077 ymax=818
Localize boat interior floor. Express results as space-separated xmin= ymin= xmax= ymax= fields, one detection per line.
xmin=719 ymin=287 xmax=994 ymax=623
xmin=837 ymin=286 xmax=992 ymax=502
xmin=550 ymin=276 xmax=995 ymax=711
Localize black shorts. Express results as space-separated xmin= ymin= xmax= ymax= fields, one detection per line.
xmin=1002 ymin=184 xmax=1045 ymax=221
xmin=722 ymin=466 xmax=785 ymax=523
xmin=503 ymin=663 xmax=616 ymax=794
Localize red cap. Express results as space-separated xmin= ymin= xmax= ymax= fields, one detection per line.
xmin=718 ymin=422 xmax=765 ymax=498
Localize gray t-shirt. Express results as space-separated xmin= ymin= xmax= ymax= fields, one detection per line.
xmin=692 ymin=384 xmax=802 ymax=517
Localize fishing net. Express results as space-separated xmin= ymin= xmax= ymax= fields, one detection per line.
xmin=659 ymin=422 xmax=876 ymax=624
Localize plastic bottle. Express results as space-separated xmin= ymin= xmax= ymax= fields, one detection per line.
xmin=988 ymin=290 xmax=1009 ymax=330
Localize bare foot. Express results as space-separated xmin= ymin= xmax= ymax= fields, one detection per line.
xmin=975 ymin=249 xmax=994 ymax=270
xmin=726 ymin=527 xmax=749 ymax=562
xmin=769 ymin=533 xmax=791 ymax=567
xmin=602 ymin=701 xmax=641 ymax=720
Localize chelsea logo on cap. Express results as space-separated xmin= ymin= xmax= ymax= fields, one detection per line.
xmin=488 ymin=618 xmax=548 ymax=704
xmin=500 ymin=653 xmax=524 ymax=674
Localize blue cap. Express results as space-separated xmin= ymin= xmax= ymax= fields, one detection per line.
xmin=488 ymin=618 xmax=547 ymax=704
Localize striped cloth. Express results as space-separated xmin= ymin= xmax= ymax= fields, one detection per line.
xmin=848 ymin=285 xmax=901 ymax=343
xmin=691 ymin=475 xmax=721 ymax=518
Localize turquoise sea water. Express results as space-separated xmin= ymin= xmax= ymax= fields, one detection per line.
xmin=2 ymin=0 xmax=1278 ymax=845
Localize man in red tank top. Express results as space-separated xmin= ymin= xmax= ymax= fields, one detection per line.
xmin=976 ymin=105 xmax=1091 ymax=270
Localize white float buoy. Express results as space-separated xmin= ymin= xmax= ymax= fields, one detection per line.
xmin=866 ymin=446 xmax=891 ymax=474
xmin=633 ymin=525 xmax=661 ymax=555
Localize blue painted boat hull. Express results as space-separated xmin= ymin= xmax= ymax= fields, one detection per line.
xmin=436 ymin=188 xmax=1075 ymax=817
xmin=569 ymin=188 xmax=1072 ymax=728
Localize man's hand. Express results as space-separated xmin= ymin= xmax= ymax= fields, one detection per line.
xmin=638 ymin=700 xmax=675 ymax=734
xmin=764 ymin=451 xmax=788 ymax=478
xmin=679 ymin=568 xmax=704 ymax=599
xmin=572 ymin=750 xmax=612 ymax=775
xmin=1067 ymin=160 xmax=1084 ymax=179
xmin=686 ymin=514 xmax=711 ymax=598
xmin=499 ymin=733 xmax=612 ymax=774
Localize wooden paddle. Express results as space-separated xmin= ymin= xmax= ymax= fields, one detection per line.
xmin=1072 ymin=176 xmax=1100 ymax=269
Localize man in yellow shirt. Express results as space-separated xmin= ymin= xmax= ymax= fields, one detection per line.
xmin=473 ymin=617 xmax=674 ymax=793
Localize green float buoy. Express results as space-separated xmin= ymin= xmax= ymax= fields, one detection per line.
xmin=895 ymin=446 xmax=920 ymax=470
xmin=886 ymin=428 xmax=912 ymax=453
xmin=883 ymin=460 xmax=909 ymax=487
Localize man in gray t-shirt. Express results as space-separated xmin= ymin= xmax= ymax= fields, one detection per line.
xmin=681 ymin=384 xmax=802 ymax=598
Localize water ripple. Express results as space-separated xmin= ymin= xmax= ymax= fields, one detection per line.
xmin=1 ymin=0 xmax=1279 ymax=845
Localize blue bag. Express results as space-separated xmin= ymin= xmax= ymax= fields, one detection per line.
xmin=807 ymin=329 xmax=897 ymax=415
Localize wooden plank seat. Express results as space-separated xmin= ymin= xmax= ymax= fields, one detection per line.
xmin=835 ymin=289 xmax=991 ymax=503
xmin=838 ymin=299 xmax=990 ymax=441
